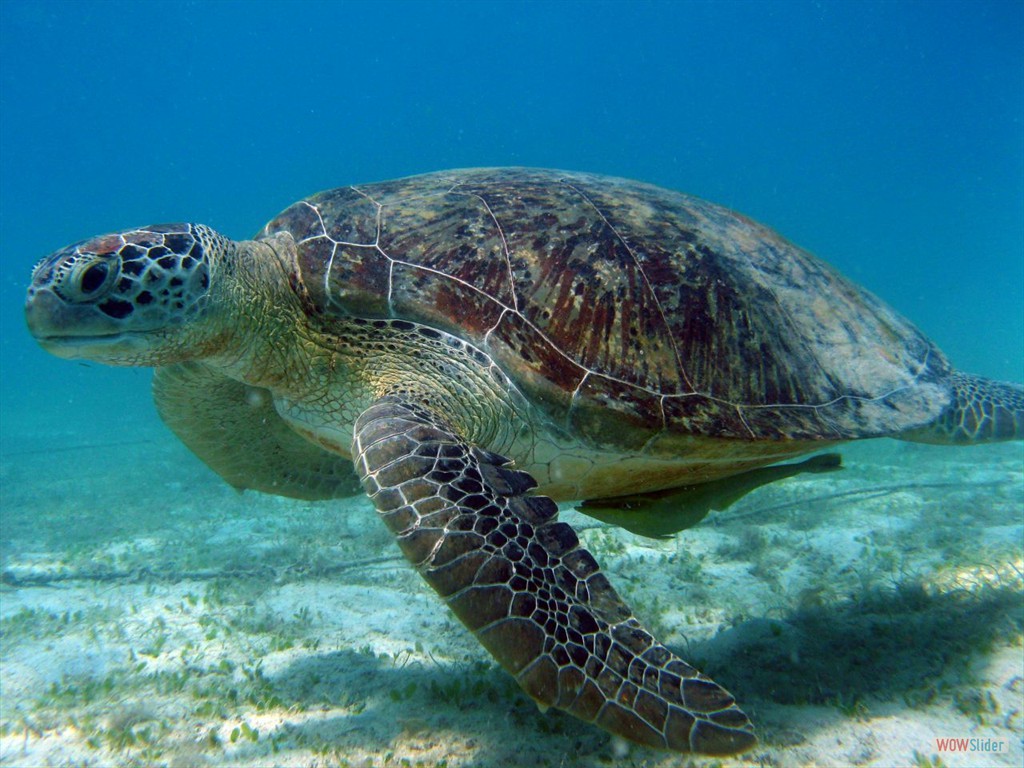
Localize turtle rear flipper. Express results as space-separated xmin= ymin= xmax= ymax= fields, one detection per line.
xmin=580 ymin=453 xmax=842 ymax=539
xmin=353 ymin=396 xmax=756 ymax=755
xmin=900 ymin=372 xmax=1024 ymax=444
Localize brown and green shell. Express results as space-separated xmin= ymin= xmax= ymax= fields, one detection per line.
xmin=262 ymin=167 xmax=951 ymax=447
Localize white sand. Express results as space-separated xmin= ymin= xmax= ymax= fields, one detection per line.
xmin=1 ymin=427 xmax=1021 ymax=768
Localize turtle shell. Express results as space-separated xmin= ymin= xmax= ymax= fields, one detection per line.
xmin=262 ymin=168 xmax=951 ymax=446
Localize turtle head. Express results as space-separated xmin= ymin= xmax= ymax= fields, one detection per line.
xmin=25 ymin=223 xmax=233 ymax=365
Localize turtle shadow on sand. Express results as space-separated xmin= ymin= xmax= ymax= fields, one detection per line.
xmin=262 ymin=648 xmax=605 ymax=760
xmin=257 ymin=576 xmax=1021 ymax=759
xmin=693 ymin=578 xmax=1023 ymax=716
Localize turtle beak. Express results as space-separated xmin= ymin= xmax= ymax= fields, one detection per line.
xmin=25 ymin=284 xmax=126 ymax=359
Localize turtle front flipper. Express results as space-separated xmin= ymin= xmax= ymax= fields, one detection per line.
xmin=352 ymin=396 xmax=755 ymax=756
xmin=154 ymin=362 xmax=362 ymax=499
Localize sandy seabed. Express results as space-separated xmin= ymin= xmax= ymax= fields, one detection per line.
xmin=1 ymin=412 xmax=1021 ymax=768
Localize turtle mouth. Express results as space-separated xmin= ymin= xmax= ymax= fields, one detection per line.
xmin=35 ymin=331 xmax=129 ymax=344
xmin=33 ymin=331 xmax=132 ymax=355
xmin=32 ymin=330 xmax=162 ymax=363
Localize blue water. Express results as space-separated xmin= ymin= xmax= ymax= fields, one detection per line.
xmin=2 ymin=0 xmax=1022 ymax=404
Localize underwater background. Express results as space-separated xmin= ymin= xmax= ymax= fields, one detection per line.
xmin=1 ymin=2 xmax=1022 ymax=767
xmin=2 ymin=0 xmax=1023 ymax=428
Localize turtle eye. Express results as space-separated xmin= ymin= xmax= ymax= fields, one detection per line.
xmin=65 ymin=256 xmax=120 ymax=302
xmin=80 ymin=262 xmax=110 ymax=294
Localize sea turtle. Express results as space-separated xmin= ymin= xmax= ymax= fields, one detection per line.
xmin=24 ymin=168 xmax=1023 ymax=755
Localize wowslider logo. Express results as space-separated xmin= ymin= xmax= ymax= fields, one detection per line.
xmin=934 ymin=737 xmax=1009 ymax=753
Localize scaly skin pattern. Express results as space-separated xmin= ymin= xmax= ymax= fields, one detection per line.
xmin=25 ymin=224 xmax=232 ymax=365
xmin=353 ymin=396 xmax=756 ymax=755
xmin=267 ymin=317 xmax=825 ymax=501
